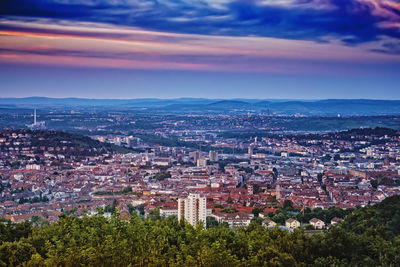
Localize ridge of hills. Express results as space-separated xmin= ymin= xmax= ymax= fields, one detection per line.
xmin=1 ymin=97 xmax=400 ymax=115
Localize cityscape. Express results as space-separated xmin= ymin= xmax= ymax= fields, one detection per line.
xmin=1 ymin=107 xmax=400 ymax=228
xmin=1 ymin=0 xmax=400 ymax=266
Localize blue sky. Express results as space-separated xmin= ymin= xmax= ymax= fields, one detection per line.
xmin=1 ymin=0 xmax=399 ymax=99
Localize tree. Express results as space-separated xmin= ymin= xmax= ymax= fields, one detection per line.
xmin=250 ymin=216 xmax=263 ymax=226
xmin=148 ymin=208 xmax=161 ymax=221
xmin=253 ymin=184 xmax=263 ymax=194
xmin=273 ymin=167 xmax=278 ymax=180
xmin=153 ymin=172 xmax=171 ymax=181
xmin=0 ymin=196 xmax=399 ymax=266
xmin=371 ymin=179 xmax=378 ymax=189
xmin=31 ymin=216 xmax=48 ymax=226
xmin=283 ymin=200 xmax=294 ymax=210
xmin=122 ymin=186 xmax=132 ymax=193
xmin=334 ymin=154 xmax=341 ymax=161
xmin=317 ymin=173 xmax=323 ymax=183
xmin=11 ymin=161 xmax=21 ymax=169
xmin=252 ymin=207 xmax=265 ymax=217
xmin=206 ymin=216 xmax=219 ymax=228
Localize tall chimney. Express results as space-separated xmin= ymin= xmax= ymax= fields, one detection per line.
xmin=34 ymin=109 xmax=36 ymax=125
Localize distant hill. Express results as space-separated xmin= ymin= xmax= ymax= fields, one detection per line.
xmin=263 ymin=99 xmax=400 ymax=115
xmin=1 ymin=97 xmax=400 ymax=115
xmin=205 ymin=100 xmax=252 ymax=110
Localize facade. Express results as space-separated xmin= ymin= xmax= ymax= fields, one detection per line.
xmin=153 ymin=157 xmax=171 ymax=166
xmin=160 ymin=208 xmax=178 ymax=218
xmin=178 ymin=193 xmax=207 ymax=227
xmin=247 ymin=184 xmax=254 ymax=195
xmin=211 ymin=212 xmax=254 ymax=228
xmin=285 ymin=218 xmax=300 ymax=229
xmin=263 ymin=219 xmax=277 ymax=227
xmin=189 ymin=151 xmax=201 ymax=163
xmin=197 ymin=158 xmax=207 ymax=167
xmin=209 ymin=150 xmax=218 ymax=162
xmin=330 ymin=217 xmax=343 ymax=226
xmin=309 ymin=218 xmax=325 ymax=229
xmin=248 ymin=145 xmax=254 ymax=156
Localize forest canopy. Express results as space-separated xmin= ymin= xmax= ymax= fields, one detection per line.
xmin=1 ymin=196 xmax=400 ymax=266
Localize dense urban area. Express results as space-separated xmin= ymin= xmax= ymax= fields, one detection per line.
xmin=1 ymin=106 xmax=400 ymax=265
xmin=1 ymin=107 xmax=400 ymax=226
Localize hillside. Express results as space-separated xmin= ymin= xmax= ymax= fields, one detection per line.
xmin=340 ymin=195 xmax=400 ymax=238
xmin=0 ymin=196 xmax=399 ymax=266
xmin=0 ymin=129 xmax=130 ymax=159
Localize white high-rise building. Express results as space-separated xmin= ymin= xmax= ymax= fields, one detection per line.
xmin=178 ymin=193 xmax=207 ymax=227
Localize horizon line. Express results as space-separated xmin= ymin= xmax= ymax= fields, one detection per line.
xmin=1 ymin=96 xmax=400 ymax=101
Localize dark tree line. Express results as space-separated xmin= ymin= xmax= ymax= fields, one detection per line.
xmin=1 ymin=196 xmax=400 ymax=266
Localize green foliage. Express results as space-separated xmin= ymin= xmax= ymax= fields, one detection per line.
xmin=296 ymin=206 xmax=353 ymax=224
xmin=250 ymin=216 xmax=263 ymax=226
xmin=148 ymin=208 xmax=161 ymax=221
xmin=206 ymin=216 xmax=220 ymax=228
xmin=252 ymin=207 xmax=264 ymax=217
xmin=121 ymin=186 xmax=132 ymax=194
xmin=93 ymin=187 xmax=141 ymax=196
xmin=31 ymin=216 xmax=49 ymax=227
xmin=11 ymin=161 xmax=21 ymax=169
xmin=0 ymin=196 xmax=399 ymax=266
xmin=19 ymin=194 xmax=49 ymax=204
xmin=0 ymin=221 xmax=32 ymax=243
xmin=340 ymin=195 xmax=400 ymax=237
xmin=252 ymin=184 xmax=263 ymax=194
xmin=221 ymin=208 xmax=238 ymax=213
xmin=153 ymin=171 xmax=171 ymax=181
xmin=104 ymin=200 xmax=118 ymax=214
xmin=317 ymin=173 xmax=323 ymax=183
xmin=63 ymin=208 xmax=77 ymax=216
xmin=283 ymin=200 xmax=294 ymax=210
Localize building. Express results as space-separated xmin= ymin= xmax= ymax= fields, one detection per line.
xmin=247 ymin=184 xmax=254 ymax=195
xmin=330 ymin=217 xmax=343 ymax=226
xmin=197 ymin=158 xmax=207 ymax=167
xmin=248 ymin=145 xmax=254 ymax=156
xmin=152 ymin=157 xmax=171 ymax=166
xmin=211 ymin=212 xmax=254 ymax=228
xmin=263 ymin=219 xmax=277 ymax=227
xmin=209 ymin=150 xmax=218 ymax=162
xmin=285 ymin=218 xmax=300 ymax=229
xmin=26 ymin=164 xmax=40 ymax=170
xmin=178 ymin=193 xmax=207 ymax=227
xmin=26 ymin=109 xmax=46 ymax=130
xmin=309 ymin=218 xmax=325 ymax=229
xmin=276 ymin=184 xmax=281 ymax=200
xmin=189 ymin=151 xmax=201 ymax=163
xmin=160 ymin=208 xmax=178 ymax=218
xmin=126 ymin=136 xmax=141 ymax=147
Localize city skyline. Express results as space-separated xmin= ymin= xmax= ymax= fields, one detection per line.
xmin=1 ymin=0 xmax=400 ymax=99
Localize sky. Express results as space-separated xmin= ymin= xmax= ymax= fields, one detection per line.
xmin=0 ymin=0 xmax=399 ymax=99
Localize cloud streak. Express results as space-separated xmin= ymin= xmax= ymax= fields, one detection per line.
xmin=0 ymin=17 xmax=399 ymax=75
xmin=1 ymin=0 xmax=400 ymax=52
